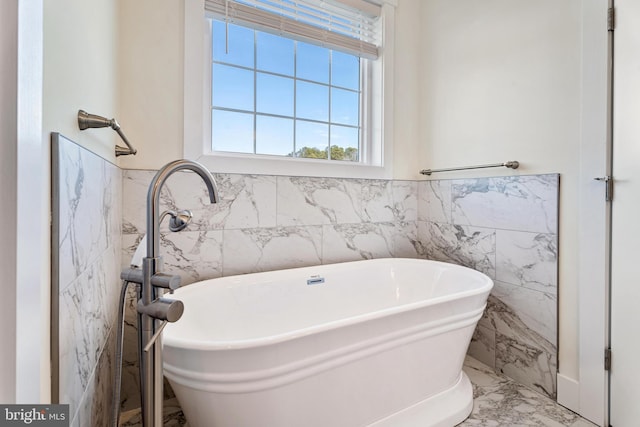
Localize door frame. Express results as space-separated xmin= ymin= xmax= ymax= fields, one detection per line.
xmin=564 ymin=0 xmax=612 ymax=425
xmin=0 ymin=0 xmax=48 ymax=403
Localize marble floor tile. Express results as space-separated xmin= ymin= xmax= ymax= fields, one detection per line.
xmin=120 ymin=358 xmax=594 ymax=427
xmin=460 ymin=356 xmax=596 ymax=427
xmin=119 ymin=398 xmax=187 ymax=427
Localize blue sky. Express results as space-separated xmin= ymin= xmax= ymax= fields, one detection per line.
xmin=211 ymin=20 xmax=360 ymax=159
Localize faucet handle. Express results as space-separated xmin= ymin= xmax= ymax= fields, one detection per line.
xmin=138 ymin=297 xmax=184 ymax=322
xmin=143 ymin=321 xmax=168 ymax=353
xmin=121 ymin=267 xmax=143 ymax=284
xmin=150 ymin=272 xmax=181 ymax=291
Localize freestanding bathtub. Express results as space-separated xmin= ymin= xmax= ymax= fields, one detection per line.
xmin=162 ymin=258 xmax=493 ymax=427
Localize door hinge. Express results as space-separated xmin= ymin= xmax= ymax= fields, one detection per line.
xmin=605 ymin=348 xmax=612 ymax=371
xmin=608 ymin=7 xmax=615 ymax=31
xmin=594 ymin=176 xmax=613 ymax=201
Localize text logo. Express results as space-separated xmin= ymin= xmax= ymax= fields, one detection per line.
xmin=0 ymin=405 xmax=69 ymax=426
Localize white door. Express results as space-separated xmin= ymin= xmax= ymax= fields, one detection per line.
xmin=610 ymin=1 xmax=640 ymax=425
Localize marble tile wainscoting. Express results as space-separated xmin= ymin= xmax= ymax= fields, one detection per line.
xmin=418 ymin=174 xmax=559 ymax=399
xmin=52 ymin=134 xmax=123 ymax=427
xmin=49 ymin=136 xmax=561 ymax=422
xmin=118 ymin=170 xmax=560 ymax=412
xmin=119 ymin=171 xmax=422 ymax=410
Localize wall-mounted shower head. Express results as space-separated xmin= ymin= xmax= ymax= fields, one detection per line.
xmin=77 ymin=109 xmax=137 ymax=157
xmin=78 ymin=110 xmax=117 ymax=130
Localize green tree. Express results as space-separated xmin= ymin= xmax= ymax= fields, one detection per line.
xmin=329 ymin=145 xmax=345 ymax=160
xmin=289 ymin=145 xmax=358 ymax=161
xmin=291 ymin=146 xmax=327 ymax=159
xmin=344 ymin=147 xmax=358 ymax=161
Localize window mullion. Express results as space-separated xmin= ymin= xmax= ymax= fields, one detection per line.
xmin=359 ymin=58 xmax=368 ymax=164
xmin=253 ymin=28 xmax=257 ymax=155
xmin=293 ymin=40 xmax=298 ymax=157
xmin=328 ymin=50 xmax=333 ymax=160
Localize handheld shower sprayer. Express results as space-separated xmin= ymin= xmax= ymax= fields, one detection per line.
xmin=77 ymin=109 xmax=137 ymax=157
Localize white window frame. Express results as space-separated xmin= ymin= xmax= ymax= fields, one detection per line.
xmin=183 ymin=0 xmax=396 ymax=179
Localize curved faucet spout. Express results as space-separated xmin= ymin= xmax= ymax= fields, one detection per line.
xmin=137 ymin=158 xmax=219 ymax=427
xmin=146 ymin=159 xmax=219 ymax=261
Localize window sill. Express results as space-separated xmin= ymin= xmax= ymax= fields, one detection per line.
xmin=190 ymin=151 xmax=392 ymax=179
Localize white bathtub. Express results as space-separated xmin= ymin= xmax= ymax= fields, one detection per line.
xmin=162 ymin=258 xmax=493 ymax=427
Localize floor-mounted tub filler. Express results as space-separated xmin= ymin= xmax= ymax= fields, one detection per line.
xmin=162 ymin=258 xmax=493 ymax=427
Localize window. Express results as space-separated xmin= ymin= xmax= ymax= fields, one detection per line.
xmin=183 ymin=0 xmax=395 ymax=179
xmin=211 ymin=19 xmax=363 ymax=161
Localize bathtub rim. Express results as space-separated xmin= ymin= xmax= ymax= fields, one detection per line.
xmin=162 ymin=258 xmax=493 ymax=352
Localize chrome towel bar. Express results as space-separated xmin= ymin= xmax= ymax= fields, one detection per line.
xmin=420 ymin=161 xmax=519 ymax=176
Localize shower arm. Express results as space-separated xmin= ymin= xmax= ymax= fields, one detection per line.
xmin=77 ymin=109 xmax=137 ymax=157
xmin=113 ymin=126 xmax=137 ymax=157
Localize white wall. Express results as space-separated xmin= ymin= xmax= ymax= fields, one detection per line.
xmin=117 ymin=0 xmax=185 ymax=171
xmin=392 ymin=0 xmax=423 ymax=179
xmin=44 ymin=0 xmax=119 ymax=161
xmin=418 ymin=0 xmax=583 ymax=382
xmin=43 ymin=0 xmax=120 ymax=404
xmin=2 ymin=0 xmax=48 ymax=404
xmin=0 ymin=0 xmax=19 ymax=403
xmin=116 ymin=0 xmax=424 ymax=176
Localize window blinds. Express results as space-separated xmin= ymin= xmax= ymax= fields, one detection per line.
xmin=204 ymin=0 xmax=381 ymax=59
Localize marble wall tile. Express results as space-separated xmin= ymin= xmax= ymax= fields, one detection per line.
xmin=120 ymin=285 xmax=142 ymax=413
xmin=122 ymin=170 xmax=154 ymax=235
xmin=276 ymin=176 xmax=363 ymax=226
xmin=468 ymin=324 xmax=496 ymax=369
xmin=72 ymin=327 xmax=116 ymax=427
xmin=417 ymin=179 xmax=452 ymax=224
xmin=489 ymin=284 xmax=557 ymax=399
xmin=211 ymin=173 xmax=277 ymax=230
xmin=386 ymin=221 xmax=421 ymax=259
xmin=495 ymin=333 xmax=557 ymax=399
xmin=123 ymin=170 xmax=277 ymax=234
xmin=55 ymin=136 xmax=122 ymax=427
xmin=491 ymin=281 xmax=557 ymax=348
xmin=58 ymin=275 xmax=94 ymax=418
xmin=121 ymin=233 xmax=145 ymax=269
xmin=476 ymin=295 xmax=494 ymax=330
xmin=58 ymin=142 xmax=115 ymax=289
xmin=418 ymin=174 xmax=559 ymax=398
xmin=222 ymin=226 xmax=323 ymax=275
xmin=496 ymin=230 xmax=558 ymax=294
xmin=470 ymin=285 xmax=558 ymax=400
xmin=418 ymin=221 xmax=496 ymax=279
xmin=59 ymin=240 xmax=119 ymax=421
xmin=319 ymin=221 xmax=420 ymax=262
xmin=160 ymin=230 xmax=224 ymax=286
xmin=322 ymin=223 xmax=394 ymax=264
xmin=362 ymin=180 xmax=417 ymax=223
xmin=160 ymin=172 xmax=277 ymax=231
xmin=92 ymin=332 xmax=115 ymax=427
xmin=451 ymin=174 xmax=559 ymax=233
